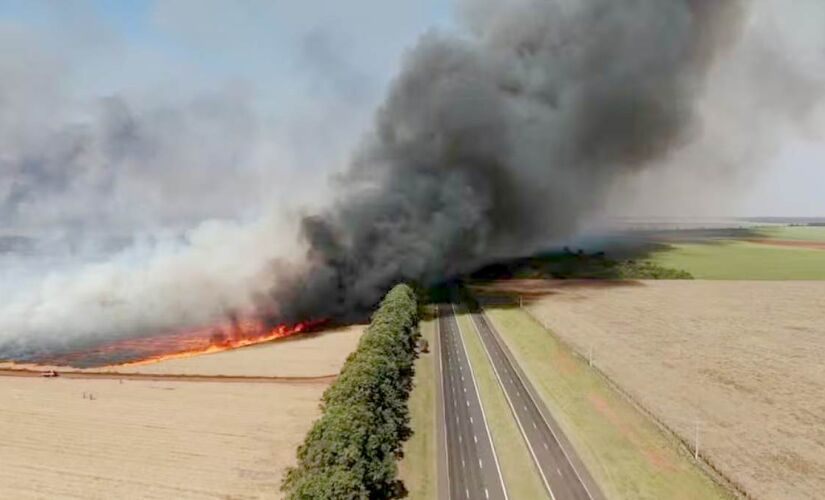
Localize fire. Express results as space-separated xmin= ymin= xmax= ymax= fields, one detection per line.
xmin=28 ymin=317 xmax=326 ymax=368
xmin=111 ymin=318 xmax=326 ymax=368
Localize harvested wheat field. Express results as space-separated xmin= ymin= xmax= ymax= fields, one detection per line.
xmin=492 ymin=280 xmax=825 ymax=500
xmin=0 ymin=325 xmax=365 ymax=499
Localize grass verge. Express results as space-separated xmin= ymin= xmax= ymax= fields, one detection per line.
xmin=454 ymin=308 xmax=550 ymax=500
xmin=484 ymin=306 xmax=734 ymax=500
xmin=648 ymin=240 xmax=825 ymax=280
xmin=398 ymin=313 xmax=436 ymax=499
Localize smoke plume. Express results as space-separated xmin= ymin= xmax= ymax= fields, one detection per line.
xmin=271 ymin=0 xmax=746 ymax=319
xmin=3 ymin=0 xmax=825 ymax=359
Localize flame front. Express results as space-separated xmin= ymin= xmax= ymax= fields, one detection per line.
xmin=111 ymin=318 xmax=325 ymax=368
xmin=28 ymin=318 xmax=326 ymax=368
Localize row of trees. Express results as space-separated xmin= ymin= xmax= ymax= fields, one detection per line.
xmin=282 ymin=284 xmax=421 ymax=499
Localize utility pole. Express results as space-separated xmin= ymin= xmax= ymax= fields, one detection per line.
xmin=519 ymin=295 xmax=523 ymax=308
xmin=694 ymin=420 xmax=700 ymax=460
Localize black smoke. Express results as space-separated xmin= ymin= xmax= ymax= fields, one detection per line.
xmin=270 ymin=0 xmax=745 ymax=320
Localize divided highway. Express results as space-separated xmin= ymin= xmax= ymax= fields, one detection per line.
xmin=469 ymin=307 xmax=604 ymax=500
xmin=437 ymin=304 xmax=507 ymax=500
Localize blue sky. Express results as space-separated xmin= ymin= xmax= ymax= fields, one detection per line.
xmin=0 ymin=0 xmax=454 ymax=105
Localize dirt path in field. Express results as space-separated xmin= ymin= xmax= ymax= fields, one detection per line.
xmin=0 ymin=367 xmax=336 ymax=384
xmin=743 ymin=238 xmax=825 ymax=250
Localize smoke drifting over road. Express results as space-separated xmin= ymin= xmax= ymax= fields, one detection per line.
xmin=2 ymin=0 xmax=824 ymax=359
xmin=271 ymin=0 xmax=745 ymax=319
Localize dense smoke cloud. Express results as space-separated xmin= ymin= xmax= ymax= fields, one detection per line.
xmin=271 ymin=0 xmax=748 ymax=319
xmin=0 ymin=18 xmax=334 ymax=357
xmin=606 ymin=0 xmax=825 ymax=216
xmin=2 ymin=0 xmax=825 ymax=359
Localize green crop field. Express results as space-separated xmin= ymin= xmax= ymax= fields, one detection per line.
xmin=647 ymin=240 xmax=825 ymax=280
xmin=753 ymin=225 xmax=825 ymax=242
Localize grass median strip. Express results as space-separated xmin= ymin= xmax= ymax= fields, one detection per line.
xmin=398 ymin=313 xmax=436 ymax=499
xmin=484 ymin=306 xmax=733 ymax=500
xmin=454 ymin=308 xmax=550 ymax=500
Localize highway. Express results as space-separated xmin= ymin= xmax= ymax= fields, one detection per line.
xmin=469 ymin=307 xmax=604 ymax=500
xmin=438 ymin=304 xmax=507 ymax=500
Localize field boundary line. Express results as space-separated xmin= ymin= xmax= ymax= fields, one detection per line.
xmin=0 ymin=368 xmax=337 ymax=384
xmin=517 ymin=304 xmax=748 ymax=499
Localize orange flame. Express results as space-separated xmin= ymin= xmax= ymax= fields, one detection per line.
xmin=28 ymin=318 xmax=326 ymax=368
xmin=110 ymin=318 xmax=326 ymax=368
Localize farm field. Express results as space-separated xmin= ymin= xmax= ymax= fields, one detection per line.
xmin=117 ymin=325 xmax=364 ymax=377
xmin=0 ymin=326 xmax=365 ymax=499
xmin=754 ymin=225 xmax=825 ymax=242
xmin=493 ymin=279 xmax=825 ymax=500
xmin=643 ymin=225 xmax=825 ymax=280
xmin=0 ymin=377 xmax=324 ymax=499
xmin=648 ymin=240 xmax=825 ymax=279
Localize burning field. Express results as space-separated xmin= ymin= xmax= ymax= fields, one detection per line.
xmin=2 ymin=318 xmax=326 ymax=369
xmin=0 ymin=0 xmax=823 ymax=497
xmin=0 ymin=324 xmax=364 ymax=500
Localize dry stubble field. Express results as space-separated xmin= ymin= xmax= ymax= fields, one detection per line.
xmin=0 ymin=325 xmax=364 ymax=499
xmin=499 ymin=280 xmax=825 ymax=499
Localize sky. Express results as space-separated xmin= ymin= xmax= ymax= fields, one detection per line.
xmin=0 ymin=0 xmax=454 ymax=117
xmin=0 ymin=0 xmax=822 ymax=225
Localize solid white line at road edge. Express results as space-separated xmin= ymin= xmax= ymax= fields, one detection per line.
xmin=451 ymin=302 xmax=509 ymax=500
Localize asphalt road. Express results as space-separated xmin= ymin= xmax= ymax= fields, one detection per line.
xmin=438 ymin=304 xmax=507 ymax=500
xmin=469 ymin=308 xmax=604 ymax=500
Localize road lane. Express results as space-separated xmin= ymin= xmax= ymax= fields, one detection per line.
xmin=438 ymin=304 xmax=507 ymax=500
xmin=469 ymin=307 xmax=604 ymax=500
